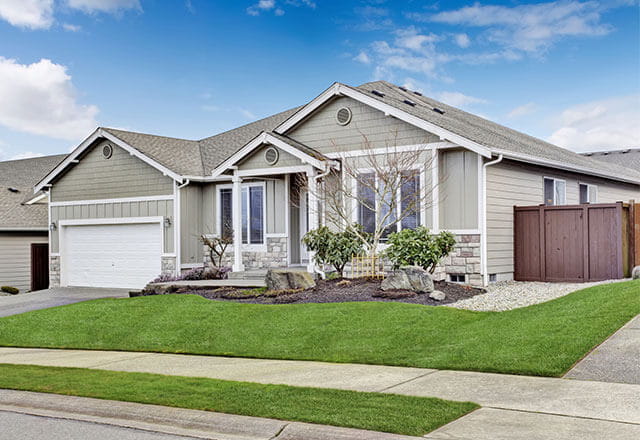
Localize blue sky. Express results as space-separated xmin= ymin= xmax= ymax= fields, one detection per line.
xmin=0 ymin=0 xmax=638 ymax=160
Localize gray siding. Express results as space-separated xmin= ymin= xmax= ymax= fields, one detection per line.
xmin=486 ymin=159 xmax=640 ymax=276
xmin=238 ymin=146 xmax=302 ymax=170
xmin=50 ymin=200 xmax=174 ymax=254
xmin=51 ymin=140 xmax=174 ymax=202
xmin=288 ymin=96 xmax=438 ymax=154
xmin=439 ymin=149 xmax=479 ymax=230
xmin=180 ymin=184 xmax=203 ymax=265
xmin=0 ymin=232 xmax=48 ymax=292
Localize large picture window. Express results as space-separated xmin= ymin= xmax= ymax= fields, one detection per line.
xmin=218 ymin=184 xmax=265 ymax=245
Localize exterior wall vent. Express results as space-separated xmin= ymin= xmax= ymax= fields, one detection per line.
xmin=336 ymin=107 xmax=352 ymax=126
xmin=264 ymin=146 xmax=279 ymax=166
xmin=102 ymin=144 xmax=113 ymax=159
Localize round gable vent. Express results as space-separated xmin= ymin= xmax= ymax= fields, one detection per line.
xmin=264 ymin=147 xmax=279 ymax=166
xmin=102 ymin=144 xmax=113 ymax=159
xmin=336 ymin=107 xmax=352 ymax=126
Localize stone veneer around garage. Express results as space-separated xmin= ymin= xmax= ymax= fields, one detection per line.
xmin=49 ymin=255 xmax=60 ymax=287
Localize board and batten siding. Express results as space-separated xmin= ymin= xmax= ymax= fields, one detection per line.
xmin=51 ymin=140 xmax=173 ymax=202
xmin=288 ymin=96 xmax=439 ymax=154
xmin=180 ymin=184 xmax=203 ymax=265
xmin=485 ymin=159 xmax=640 ymax=278
xmin=439 ymin=149 xmax=478 ymax=230
xmin=50 ymin=199 xmax=174 ymax=254
xmin=0 ymin=232 xmax=48 ymax=292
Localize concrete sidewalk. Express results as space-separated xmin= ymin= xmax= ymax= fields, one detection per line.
xmin=565 ymin=314 xmax=640 ymax=384
xmin=0 ymin=347 xmax=639 ymax=439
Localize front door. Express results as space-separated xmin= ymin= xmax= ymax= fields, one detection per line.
xmin=299 ymin=189 xmax=309 ymax=262
xmin=30 ymin=243 xmax=49 ymax=291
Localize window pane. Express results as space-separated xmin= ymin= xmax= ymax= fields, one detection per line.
xmin=241 ymin=188 xmax=248 ymax=244
xmin=555 ymin=180 xmax=566 ymax=205
xmin=220 ymin=188 xmax=233 ymax=240
xmin=579 ymin=184 xmax=588 ymax=204
xmin=358 ymin=173 xmax=376 ymax=234
xmin=544 ymin=178 xmax=554 ymax=205
xmin=249 ymin=186 xmax=264 ymax=244
xmin=380 ymin=178 xmax=396 ymax=240
xmin=401 ymin=171 xmax=420 ymax=230
xmin=589 ymin=185 xmax=598 ymax=203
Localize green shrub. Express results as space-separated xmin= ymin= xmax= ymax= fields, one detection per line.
xmin=1 ymin=286 xmax=19 ymax=295
xmin=384 ymin=227 xmax=456 ymax=273
xmin=302 ymin=226 xmax=367 ymax=276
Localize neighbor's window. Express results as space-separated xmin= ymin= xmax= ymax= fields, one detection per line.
xmin=218 ymin=184 xmax=264 ymax=245
xmin=579 ymin=183 xmax=597 ymax=204
xmin=357 ymin=171 xmax=421 ymax=239
xmin=544 ymin=177 xmax=566 ymax=205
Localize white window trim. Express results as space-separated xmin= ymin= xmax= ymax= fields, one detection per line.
xmin=543 ymin=177 xmax=567 ymax=206
xmin=216 ymin=182 xmax=267 ymax=249
xmin=579 ymin=182 xmax=598 ymax=204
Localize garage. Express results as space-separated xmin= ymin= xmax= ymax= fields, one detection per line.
xmin=60 ymin=221 xmax=162 ymax=289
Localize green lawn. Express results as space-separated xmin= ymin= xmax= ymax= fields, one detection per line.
xmin=0 ymin=364 xmax=477 ymax=436
xmin=0 ymin=280 xmax=638 ymax=376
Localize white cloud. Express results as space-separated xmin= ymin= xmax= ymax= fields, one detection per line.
xmin=0 ymin=0 xmax=53 ymax=29
xmin=354 ymin=51 xmax=371 ymax=64
xmin=454 ymin=33 xmax=470 ymax=48
xmin=436 ymin=91 xmax=487 ymax=108
xmin=62 ymin=23 xmax=81 ymax=31
xmin=248 ymin=0 xmax=315 ymax=16
xmin=428 ymin=1 xmax=616 ymax=54
xmin=65 ymin=0 xmax=141 ymax=14
xmin=547 ymin=95 xmax=640 ymax=151
xmin=0 ymin=57 xmax=99 ymax=141
xmin=508 ymin=102 xmax=536 ymax=118
xmin=10 ymin=151 xmax=45 ymax=160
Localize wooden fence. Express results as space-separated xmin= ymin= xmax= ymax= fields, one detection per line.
xmin=514 ymin=202 xmax=637 ymax=282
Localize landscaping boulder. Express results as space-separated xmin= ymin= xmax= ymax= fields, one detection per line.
xmin=265 ymin=269 xmax=315 ymax=291
xmin=633 ymin=266 xmax=640 ymax=280
xmin=429 ymin=290 xmax=446 ymax=301
xmin=380 ymin=266 xmax=434 ymax=293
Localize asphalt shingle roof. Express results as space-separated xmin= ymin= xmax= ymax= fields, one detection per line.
xmin=582 ymin=149 xmax=640 ymax=173
xmin=0 ymin=154 xmax=66 ymax=229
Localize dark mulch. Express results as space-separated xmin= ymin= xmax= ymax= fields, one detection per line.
xmin=162 ymin=277 xmax=485 ymax=306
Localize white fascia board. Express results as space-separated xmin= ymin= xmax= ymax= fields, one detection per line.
xmin=58 ymin=216 xmax=164 ymax=227
xmin=325 ymin=142 xmax=456 ymax=159
xmin=274 ymin=83 xmax=492 ymax=159
xmin=494 ymin=149 xmax=640 ymax=186
xmin=210 ymin=132 xmax=326 ymax=179
xmin=34 ymin=128 xmax=183 ymax=194
xmin=24 ymin=193 xmax=47 ymax=205
xmin=0 ymin=227 xmax=48 ymax=232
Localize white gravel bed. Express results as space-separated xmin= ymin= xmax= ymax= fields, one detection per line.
xmin=450 ymin=279 xmax=625 ymax=312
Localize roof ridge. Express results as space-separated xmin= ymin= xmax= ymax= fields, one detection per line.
xmin=102 ymin=127 xmax=198 ymax=143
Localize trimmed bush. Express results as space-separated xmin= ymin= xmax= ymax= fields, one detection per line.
xmin=1 ymin=286 xmax=19 ymax=295
xmin=384 ymin=227 xmax=456 ymax=273
xmin=303 ymin=226 xmax=367 ymax=276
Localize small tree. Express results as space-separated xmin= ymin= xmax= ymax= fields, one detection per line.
xmin=384 ymin=226 xmax=456 ymax=273
xmin=302 ymin=226 xmax=367 ymax=276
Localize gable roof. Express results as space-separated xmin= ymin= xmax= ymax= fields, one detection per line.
xmin=581 ymin=148 xmax=640 ymax=173
xmin=0 ymin=154 xmax=66 ymax=230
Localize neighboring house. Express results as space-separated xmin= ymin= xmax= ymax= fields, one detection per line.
xmin=582 ymin=149 xmax=640 ymax=172
xmin=35 ymin=81 xmax=640 ymax=289
xmin=0 ymin=155 xmax=66 ymax=292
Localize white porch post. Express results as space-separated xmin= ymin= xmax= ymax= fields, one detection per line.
xmin=431 ymin=148 xmax=440 ymax=233
xmin=232 ymin=171 xmax=244 ymax=272
xmin=306 ymin=167 xmax=318 ymax=273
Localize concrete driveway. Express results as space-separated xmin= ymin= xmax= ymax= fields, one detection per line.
xmin=0 ymin=287 xmax=130 ymax=318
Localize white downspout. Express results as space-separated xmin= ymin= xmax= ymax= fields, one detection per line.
xmin=178 ymin=179 xmax=190 ymax=189
xmin=481 ymin=154 xmax=503 ymax=286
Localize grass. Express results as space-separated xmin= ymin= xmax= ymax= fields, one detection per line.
xmin=0 ymin=280 xmax=638 ymax=376
xmin=0 ymin=364 xmax=478 ymax=436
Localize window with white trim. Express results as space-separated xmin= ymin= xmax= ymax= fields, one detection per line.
xmin=579 ymin=183 xmax=597 ymax=204
xmin=356 ymin=170 xmax=421 ymax=239
xmin=218 ymin=184 xmax=265 ymax=245
xmin=543 ymin=177 xmax=566 ymax=206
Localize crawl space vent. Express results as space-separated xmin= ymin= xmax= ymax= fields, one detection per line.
xmin=336 ymin=107 xmax=352 ymax=126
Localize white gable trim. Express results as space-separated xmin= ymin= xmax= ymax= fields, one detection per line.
xmin=34 ymin=128 xmax=183 ymax=194
xmin=274 ymin=83 xmax=492 ymax=159
xmin=210 ymin=132 xmax=327 ymax=179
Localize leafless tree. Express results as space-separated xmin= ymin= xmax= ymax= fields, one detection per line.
xmin=200 ymin=230 xmax=233 ymax=267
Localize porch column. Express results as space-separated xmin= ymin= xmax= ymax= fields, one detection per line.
xmin=232 ymin=171 xmax=244 ymax=272
xmin=306 ymin=167 xmax=318 ymax=273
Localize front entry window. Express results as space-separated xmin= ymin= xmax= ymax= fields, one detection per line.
xmin=218 ymin=184 xmax=265 ymax=245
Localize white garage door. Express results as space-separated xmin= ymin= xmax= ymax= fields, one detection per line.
xmin=62 ymin=222 xmax=162 ymax=289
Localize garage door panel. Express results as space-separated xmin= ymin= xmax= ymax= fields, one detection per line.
xmin=63 ymin=223 xmax=162 ymax=289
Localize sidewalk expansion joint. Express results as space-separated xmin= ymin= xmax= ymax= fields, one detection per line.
xmin=85 ymin=353 xmax=155 ymax=369
xmin=270 ymin=423 xmax=289 ymax=439
xmin=376 ymin=370 xmax=439 ymax=392
xmin=484 ymin=405 xmax=640 ymax=426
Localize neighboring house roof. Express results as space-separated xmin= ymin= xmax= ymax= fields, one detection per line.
xmin=0 ymin=155 xmax=66 ymax=230
xmin=581 ymin=148 xmax=640 ymax=172
xmin=35 ymin=81 xmax=640 ymax=188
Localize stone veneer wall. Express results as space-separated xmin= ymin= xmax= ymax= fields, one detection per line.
xmin=432 ymin=234 xmax=482 ymax=286
xmin=161 ymin=256 xmax=176 ymax=275
xmin=210 ymin=237 xmax=288 ymax=270
xmin=49 ymin=255 xmax=60 ymax=287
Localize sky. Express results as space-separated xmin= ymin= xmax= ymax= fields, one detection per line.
xmin=0 ymin=0 xmax=638 ymax=161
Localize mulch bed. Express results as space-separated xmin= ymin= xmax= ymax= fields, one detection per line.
xmin=160 ymin=277 xmax=485 ymax=306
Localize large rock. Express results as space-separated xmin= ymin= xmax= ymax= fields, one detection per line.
xmin=429 ymin=290 xmax=446 ymax=301
xmin=266 ymin=269 xmax=315 ymax=291
xmin=633 ymin=266 xmax=640 ymax=280
xmin=381 ymin=266 xmax=434 ymax=293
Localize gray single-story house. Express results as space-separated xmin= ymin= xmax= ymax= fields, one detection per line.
xmin=0 ymin=155 xmax=66 ymax=292
xmin=34 ymin=80 xmax=640 ymax=289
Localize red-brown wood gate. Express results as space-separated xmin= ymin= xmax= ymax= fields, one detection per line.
xmin=514 ymin=202 xmax=631 ymax=282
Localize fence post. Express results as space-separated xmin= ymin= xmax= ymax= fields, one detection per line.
xmin=538 ymin=204 xmax=546 ymax=281
xmin=582 ymin=204 xmax=590 ymax=281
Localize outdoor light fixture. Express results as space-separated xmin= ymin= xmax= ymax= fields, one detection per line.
xmin=49 ymin=222 xmax=57 ymax=232
xmin=164 ymin=217 xmax=172 ymax=228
